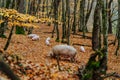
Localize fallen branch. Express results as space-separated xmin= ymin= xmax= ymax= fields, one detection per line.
xmin=73 ymin=43 xmax=91 ymax=47
xmin=103 ymin=72 xmax=120 ymax=79
xmin=102 ymin=72 xmax=116 ymax=78
xmin=113 ymin=72 xmax=120 ymax=78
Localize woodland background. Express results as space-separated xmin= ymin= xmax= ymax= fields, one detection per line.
xmin=0 ymin=0 xmax=120 ymax=80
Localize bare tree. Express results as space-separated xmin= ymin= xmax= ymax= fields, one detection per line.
xmin=115 ymin=0 xmax=120 ymax=56
xmin=92 ymin=0 xmax=101 ymax=51
xmin=108 ymin=0 xmax=113 ymax=33
xmin=66 ymin=0 xmax=70 ymax=45
xmin=61 ymin=0 xmax=67 ymax=43
xmin=52 ymin=0 xmax=61 ymax=42
xmin=78 ymin=0 xmax=109 ymax=79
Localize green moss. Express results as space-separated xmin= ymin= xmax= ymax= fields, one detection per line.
xmin=83 ymin=71 xmax=92 ymax=80
xmin=0 ymin=34 xmax=7 ymax=38
xmin=15 ymin=26 xmax=25 ymax=35
xmin=91 ymin=61 xmax=100 ymax=68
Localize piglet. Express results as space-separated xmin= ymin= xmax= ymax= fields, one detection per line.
xmin=28 ymin=34 xmax=37 ymax=38
xmin=80 ymin=46 xmax=85 ymax=52
xmin=32 ymin=35 xmax=40 ymax=41
xmin=45 ymin=37 xmax=51 ymax=46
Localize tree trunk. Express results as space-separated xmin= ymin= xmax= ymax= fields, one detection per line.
xmin=66 ymin=0 xmax=70 ymax=45
xmin=4 ymin=26 xmax=14 ymax=51
xmin=35 ymin=0 xmax=41 ymax=17
xmin=0 ymin=54 xmax=20 ymax=80
xmin=101 ymin=0 xmax=108 ymax=74
xmin=6 ymin=0 xmax=11 ymax=8
xmin=78 ymin=0 xmax=109 ymax=79
xmin=0 ymin=22 xmax=6 ymax=38
xmin=53 ymin=0 xmax=61 ymax=42
xmin=61 ymin=0 xmax=67 ymax=43
xmin=72 ymin=0 xmax=77 ymax=34
xmin=0 ymin=53 xmax=20 ymax=80
xmin=84 ymin=0 xmax=95 ymax=33
xmin=15 ymin=0 xmax=25 ymax=34
xmin=92 ymin=0 xmax=101 ymax=51
xmin=108 ymin=0 xmax=113 ymax=34
xmin=79 ymin=0 xmax=85 ymax=32
xmin=115 ymin=0 xmax=120 ymax=56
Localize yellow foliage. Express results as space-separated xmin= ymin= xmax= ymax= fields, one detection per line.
xmin=0 ymin=8 xmax=62 ymax=28
xmin=0 ymin=8 xmax=40 ymax=28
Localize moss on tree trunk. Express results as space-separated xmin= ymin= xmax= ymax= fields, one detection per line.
xmin=78 ymin=50 xmax=108 ymax=80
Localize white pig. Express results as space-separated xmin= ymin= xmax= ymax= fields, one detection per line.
xmin=28 ymin=34 xmax=37 ymax=38
xmin=32 ymin=35 xmax=40 ymax=41
xmin=50 ymin=45 xmax=77 ymax=62
xmin=45 ymin=40 xmax=50 ymax=46
xmin=45 ymin=37 xmax=51 ymax=46
xmin=80 ymin=46 xmax=85 ymax=52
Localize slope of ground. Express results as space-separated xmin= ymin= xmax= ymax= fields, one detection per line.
xmin=0 ymin=23 xmax=120 ymax=80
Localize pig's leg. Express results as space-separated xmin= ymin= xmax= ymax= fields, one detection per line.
xmin=56 ymin=54 xmax=61 ymax=71
xmin=70 ymin=54 xmax=76 ymax=62
xmin=70 ymin=57 xmax=75 ymax=62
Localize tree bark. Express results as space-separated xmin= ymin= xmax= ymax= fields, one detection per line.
xmin=4 ymin=26 xmax=14 ymax=51
xmin=115 ymin=0 xmax=120 ymax=56
xmin=72 ymin=0 xmax=77 ymax=34
xmin=108 ymin=0 xmax=113 ymax=34
xmin=0 ymin=53 xmax=20 ymax=80
xmin=61 ymin=0 xmax=67 ymax=42
xmin=92 ymin=0 xmax=101 ymax=51
xmin=53 ymin=0 xmax=61 ymax=42
xmin=79 ymin=0 xmax=85 ymax=32
xmin=101 ymin=0 xmax=108 ymax=74
xmin=66 ymin=0 xmax=70 ymax=45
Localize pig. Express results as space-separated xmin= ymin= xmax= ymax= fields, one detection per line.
xmin=28 ymin=34 xmax=37 ymax=38
xmin=49 ymin=45 xmax=77 ymax=70
xmin=45 ymin=37 xmax=51 ymax=46
xmin=32 ymin=35 xmax=40 ymax=41
xmin=50 ymin=45 xmax=77 ymax=62
xmin=80 ymin=46 xmax=85 ymax=52
xmin=45 ymin=40 xmax=50 ymax=46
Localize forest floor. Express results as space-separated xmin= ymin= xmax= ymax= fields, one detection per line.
xmin=0 ymin=23 xmax=120 ymax=80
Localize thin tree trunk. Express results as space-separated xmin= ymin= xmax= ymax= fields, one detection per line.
xmin=35 ymin=0 xmax=41 ymax=17
xmin=92 ymin=0 xmax=101 ymax=51
xmin=61 ymin=0 xmax=66 ymax=43
xmin=115 ymin=0 xmax=120 ymax=56
xmin=0 ymin=22 xmax=6 ymax=37
xmin=101 ymin=0 xmax=108 ymax=74
xmin=53 ymin=0 xmax=60 ymax=42
xmin=66 ymin=0 xmax=70 ymax=45
xmin=15 ymin=0 xmax=25 ymax=34
xmin=4 ymin=26 xmax=14 ymax=51
xmin=6 ymin=0 xmax=11 ymax=8
xmin=46 ymin=0 xmax=49 ymax=17
xmin=79 ymin=0 xmax=85 ymax=32
xmin=72 ymin=0 xmax=77 ymax=34
xmin=85 ymin=0 xmax=95 ymax=31
xmin=108 ymin=0 xmax=113 ymax=34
